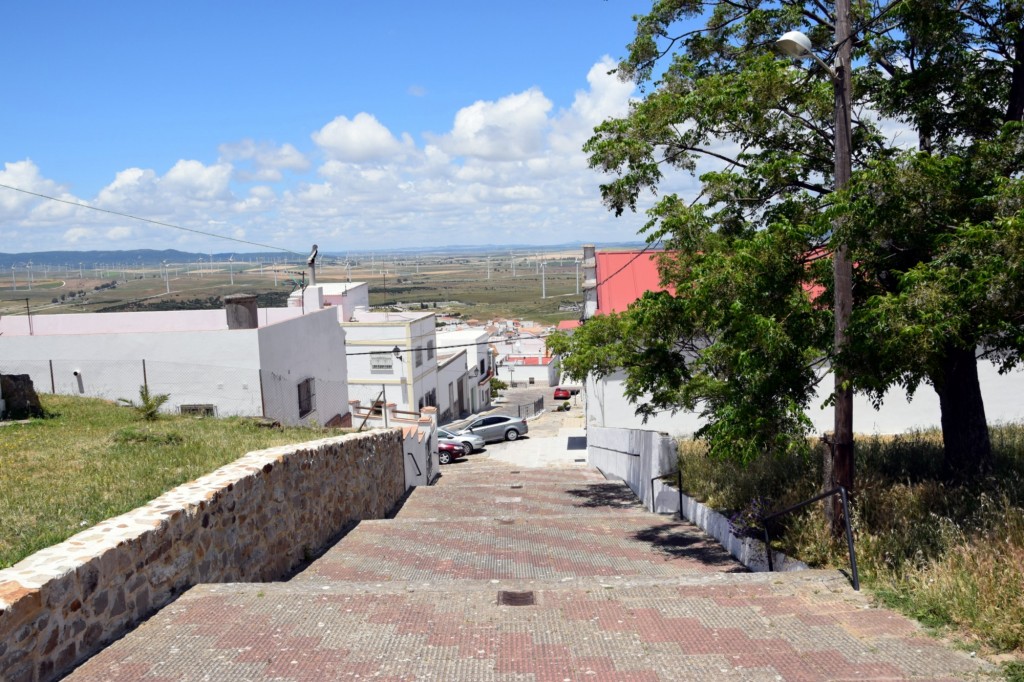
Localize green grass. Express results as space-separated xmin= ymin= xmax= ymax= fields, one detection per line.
xmin=679 ymin=424 xmax=1024 ymax=658
xmin=0 ymin=394 xmax=340 ymax=569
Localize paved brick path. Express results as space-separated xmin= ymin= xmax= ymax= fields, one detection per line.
xmin=66 ymin=450 xmax=988 ymax=681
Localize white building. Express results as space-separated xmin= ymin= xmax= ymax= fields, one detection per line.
xmin=436 ymin=328 xmax=494 ymax=418
xmin=0 ymin=295 xmax=350 ymax=426
xmin=342 ymin=309 xmax=440 ymax=414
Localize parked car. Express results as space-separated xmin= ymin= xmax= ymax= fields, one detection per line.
xmin=437 ymin=440 xmax=462 ymax=465
xmin=554 ymin=386 xmax=581 ymax=399
xmin=456 ymin=414 xmax=528 ymax=443
xmin=438 ymin=428 xmax=485 ymax=454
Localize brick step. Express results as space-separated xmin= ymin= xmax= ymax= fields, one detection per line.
xmin=394 ymin=479 xmax=645 ymax=520
xmin=293 ymin=513 xmax=746 ymax=584
xmin=66 ymin=570 xmax=982 ymax=682
xmin=432 ymin=466 xmax=606 ymax=487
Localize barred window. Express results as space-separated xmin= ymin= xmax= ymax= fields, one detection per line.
xmin=415 ymin=346 xmax=423 ymax=367
xmin=297 ymin=378 xmax=315 ymax=418
xmin=370 ymin=352 xmax=393 ymax=374
xmin=427 ymin=340 xmax=435 ymax=360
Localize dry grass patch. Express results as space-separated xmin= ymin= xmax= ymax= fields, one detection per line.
xmin=678 ymin=424 xmax=1024 ymax=659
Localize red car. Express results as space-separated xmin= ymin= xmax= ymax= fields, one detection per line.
xmin=554 ymin=387 xmax=571 ymax=400
xmin=437 ymin=440 xmax=462 ymax=465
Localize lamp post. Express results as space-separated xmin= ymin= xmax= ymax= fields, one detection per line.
xmin=777 ymin=1 xmax=854 ymax=533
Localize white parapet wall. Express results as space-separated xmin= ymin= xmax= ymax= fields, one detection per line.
xmin=587 ymin=425 xmax=807 ymax=574
xmin=0 ymin=430 xmax=408 ymax=682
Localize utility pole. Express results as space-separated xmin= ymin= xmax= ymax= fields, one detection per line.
xmin=487 ymin=256 xmax=491 ymax=280
xmin=541 ymin=262 xmax=547 ymax=299
xmin=830 ymin=0 xmax=855 ymax=534
xmin=575 ymin=259 xmax=581 ymax=295
xmin=511 ymin=252 xmax=516 ymax=277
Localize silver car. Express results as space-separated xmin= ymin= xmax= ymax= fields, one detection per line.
xmin=438 ymin=428 xmax=485 ymax=455
xmin=456 ymin=415 xmax=528 ymax=443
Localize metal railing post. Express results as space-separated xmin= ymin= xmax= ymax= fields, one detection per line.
xmin=760 ymin=486 xmax=859 ymax=590
xmin=839 ymin=486 xmax=860 ymax=590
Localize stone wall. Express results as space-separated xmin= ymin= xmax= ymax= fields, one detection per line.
xmin=0 ymin=430 xmax=406 ymax=682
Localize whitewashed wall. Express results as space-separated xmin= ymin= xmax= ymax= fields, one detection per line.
xmin=587 ymin=362 xmax=1024 ymax=437
xmin=257 ymin=308 xmax=349 ymax=426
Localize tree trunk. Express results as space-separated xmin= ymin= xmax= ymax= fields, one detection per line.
xmin=935 ymin=345 xmax=992 ymax=478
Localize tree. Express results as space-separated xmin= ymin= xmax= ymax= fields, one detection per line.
xmin=119 ymin=385 xmax=170 ymax=421
xmin=566 ymin=0 xmax=1023 ymax=481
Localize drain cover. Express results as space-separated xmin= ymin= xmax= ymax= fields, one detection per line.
xmin=498 ymin=591 xmax=536 ymax=606
xmin=510 ymin=470 xmax=520 ymax=474
xmin=574 ymin=458 xmax=586 ymax=463
xmin=510 ymin=483 xmax=523 ymax=489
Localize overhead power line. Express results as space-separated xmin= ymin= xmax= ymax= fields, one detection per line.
xmin=0 ymin=183 xmax=299 ymax=255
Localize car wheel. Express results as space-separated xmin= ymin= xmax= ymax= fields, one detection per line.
xmin=461 ymin=442 xmax=473 ymax=455
xmin=505 ymin=429 xmax=519 ymax=441
xmin=438 ymin=450 xmax=452 ymax=465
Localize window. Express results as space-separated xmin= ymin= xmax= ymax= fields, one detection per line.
xmin=370 ymin=352 xmax=393 ymax=374
xmin=415 ymin=346 xmax=423 ymax=367
xmin=427 ymin=340 xmax=435 ymax=360
xmin=180 ymin=404 xmax=215 ymax=417
xmin=297 ymin=378 xmax=316 ymax=418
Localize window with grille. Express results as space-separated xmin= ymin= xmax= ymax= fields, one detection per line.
xmin=427 ymin=340 xmax=435 ymax=360
xmin=370 ymin=352 xmax=393 ymax=374
xmin=297 ymin=378 xmax=315 ymax=417
xmin=415 ymin=346 xmax=423 ymax=367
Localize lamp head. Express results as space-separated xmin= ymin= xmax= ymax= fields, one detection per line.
xmin=776 ymin=30 xmax=813 ymax=58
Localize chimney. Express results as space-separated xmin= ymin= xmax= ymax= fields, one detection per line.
xmin=224 ymin=294 xmax=259 ymax=329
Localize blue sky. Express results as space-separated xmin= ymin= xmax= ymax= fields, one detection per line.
xmin=0 ymin=1 xmax=688 ymax=255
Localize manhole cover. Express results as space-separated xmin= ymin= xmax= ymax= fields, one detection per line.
xmin=498 ymin=591 xmax=536 ymax=606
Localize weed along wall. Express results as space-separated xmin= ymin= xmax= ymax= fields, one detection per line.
xmin=0 ymin=429 xmax=407 ymax=682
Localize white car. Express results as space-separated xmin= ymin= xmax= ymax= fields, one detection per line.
xmin=438 ymin=428 xmax=485 ymax=455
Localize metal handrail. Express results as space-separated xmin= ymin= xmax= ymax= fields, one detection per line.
xmin=406 ymin=451 xmax=422 ymax=478
xmin=761 ymin=486 xmax=859 ymax=590
xmin=650 ymin=470 xmax=683 ymax=516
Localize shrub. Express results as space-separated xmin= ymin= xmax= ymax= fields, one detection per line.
xmin=118 ymin=385 xmax=170 ymax=421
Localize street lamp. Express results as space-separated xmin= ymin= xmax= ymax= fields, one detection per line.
xmin=777 ymin=4 xmax=854 ymax=532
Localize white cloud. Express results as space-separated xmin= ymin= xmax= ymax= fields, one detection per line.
xmin=433 ymin=89 xmax=553 ymax=161
xmin=312 ymin=113 xmax=410 ymax=162
xmin=0 ymin=160 xmax=73 ymax=219
xmin=105 ymin=226 xmax=134 ymax=240
xmin=3 ymin=59 xmax=654 ymax=251
xmin=163 ymin=160 xmax=233 ymax=201
xmin=219 ymin=140 xmax=310 ymax=181
xmin=63 ymin=227 xmax=94 ymax=243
